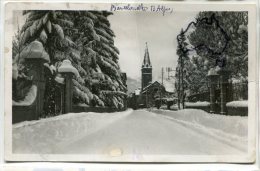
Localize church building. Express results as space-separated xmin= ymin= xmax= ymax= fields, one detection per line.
xmin=140 ymin=43 xmax=166 ymax=108
xmin=128 ymin=43 xmax=175 ymax=109
xmin=141 ymin=43 xmax=152 ymax=90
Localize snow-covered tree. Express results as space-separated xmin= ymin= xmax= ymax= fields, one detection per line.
xmin=175 ymin=30 xmax=189 ymax=109
xmin=175 ymin=11 xmax=248 ymax=102
xmin=17 ymin=10 xmax=84 ymax=116
xmin=92 ymin=11 xmax=127 ymax=109
xmin=188 ymin=12 xmax=248 ymax=80
xmin=14 ymin=10 xmax=127 ymax=115
xmin=65 ymin=11 xmax=127 ymax=109
xmin=71 ymin=11 xmax=126 ymax=109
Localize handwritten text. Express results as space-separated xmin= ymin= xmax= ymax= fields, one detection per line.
xmin=110 ymin=4 xmax=174 ymax=16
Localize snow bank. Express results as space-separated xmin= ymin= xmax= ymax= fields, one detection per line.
xmin=151 ymin=109 xmax=247 ymax=151
xmin=13 ymin=109 xmax=133 ymax=153
xmin=185 ymin=101 xmax=210 ymax=107
xmin=227 ymin=101 xmax=248 ymax=108
xmin=12 ymin=85 xmax=37 ymax=106
xmin=151 ymin=109 xmax=247 ymax=137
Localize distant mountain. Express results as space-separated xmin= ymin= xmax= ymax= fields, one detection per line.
xmin=126 ymin=77 xmax=141 ymax=94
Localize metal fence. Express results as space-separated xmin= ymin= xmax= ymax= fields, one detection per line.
xmin=187 ymin=81 xmax=247 ymax=102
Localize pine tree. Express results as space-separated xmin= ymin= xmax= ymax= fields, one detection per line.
xmin=71 ymin=11 xmax=126 ymax=109
xmin=188 ymin=12 xmax=248 ymax=80
xmin=15 ymin=10 xmax=127 ymax=113
xmin=175 ymin=11 xmax=248 ymax=101
xmin=90 ymin=11 xmax=127 ymax=109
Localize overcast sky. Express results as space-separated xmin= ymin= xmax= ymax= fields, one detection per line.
xmin=109 ymin=11 xmax=198 ymax=81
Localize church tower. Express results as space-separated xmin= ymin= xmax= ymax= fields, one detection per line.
xmin=141 ymin=42 xmax=152 ymax=90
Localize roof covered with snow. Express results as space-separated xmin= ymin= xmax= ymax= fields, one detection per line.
xmin=142 ymin=81 xmax=163 ymax=93
xmin=163 ymin=79 xmax=175 ymax=93
xmin=134 ymin=89 xmax=141 ymax=95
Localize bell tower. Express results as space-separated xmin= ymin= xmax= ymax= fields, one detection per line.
xmin=141 ymin=42 xmax=152 ymax=90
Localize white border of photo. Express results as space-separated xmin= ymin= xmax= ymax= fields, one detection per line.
xmin=1 ymin=0 xmax=259 ymax=169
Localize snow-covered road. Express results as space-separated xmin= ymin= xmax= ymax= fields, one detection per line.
xmin=55 ymin=109 xmax=246 ymax=155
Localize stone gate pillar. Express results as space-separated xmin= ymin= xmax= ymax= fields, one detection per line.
xmin=218 ymin=68 xmax=230 ymax=115
xmin=22 ymin=41 xmax=50 ymax=119
xmin=26 ymin=58 xmax=47 ymax=119
xmin=64 ymin=73 xmax=73 ymax=113
xmin=207 ymin=68 xmax=219 ymax=113
xmin=58 ymin=60 xmax=78 ymax=114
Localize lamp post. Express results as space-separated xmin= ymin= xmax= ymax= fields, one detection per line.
xmin=207 ymin=68 xmax=219 ymax=113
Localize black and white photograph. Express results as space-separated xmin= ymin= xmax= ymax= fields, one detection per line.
xmin=4 ymin=2 xmax=257 ymax=162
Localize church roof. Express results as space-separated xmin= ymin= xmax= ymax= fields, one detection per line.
xmin=142 ymin=42 xmax=152 ymax=68
xmin=142 ymin=81 xmax=164 ymax=93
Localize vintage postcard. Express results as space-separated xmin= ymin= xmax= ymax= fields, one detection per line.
xmin=4 ymin=1 xmax=257 ymax=162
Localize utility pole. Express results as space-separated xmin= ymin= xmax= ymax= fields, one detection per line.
xmin=167 ymin=67 xmax=170 ymax=79
xmin=181 ymin=54 xmax=185 ymax=109
xmin=178 ymin=66 xmax=181 ymax=109
xmin=161 ymin=67 xmax=164 ymax=85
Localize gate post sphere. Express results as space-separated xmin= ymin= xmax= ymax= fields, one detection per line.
xmin=207 ymin=68 xmax=219 ymax=113
xmin=58 ymin=60 xmax=79 ymax=114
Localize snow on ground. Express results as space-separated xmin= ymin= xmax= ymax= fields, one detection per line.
xmin=185 ymin=101 xmax=210 ymax=107
xmin=151 ymin=108 xmax=247 ymax=137
xmin=59 ymin=109 xmax=246 ymax=156
xmin=151 ymin=108 xmax=247 ymax=151
xmin=13 ymin=109 xmax=133 ymax=154
xmin=227 ymin=100 xmax=248 ymax=107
